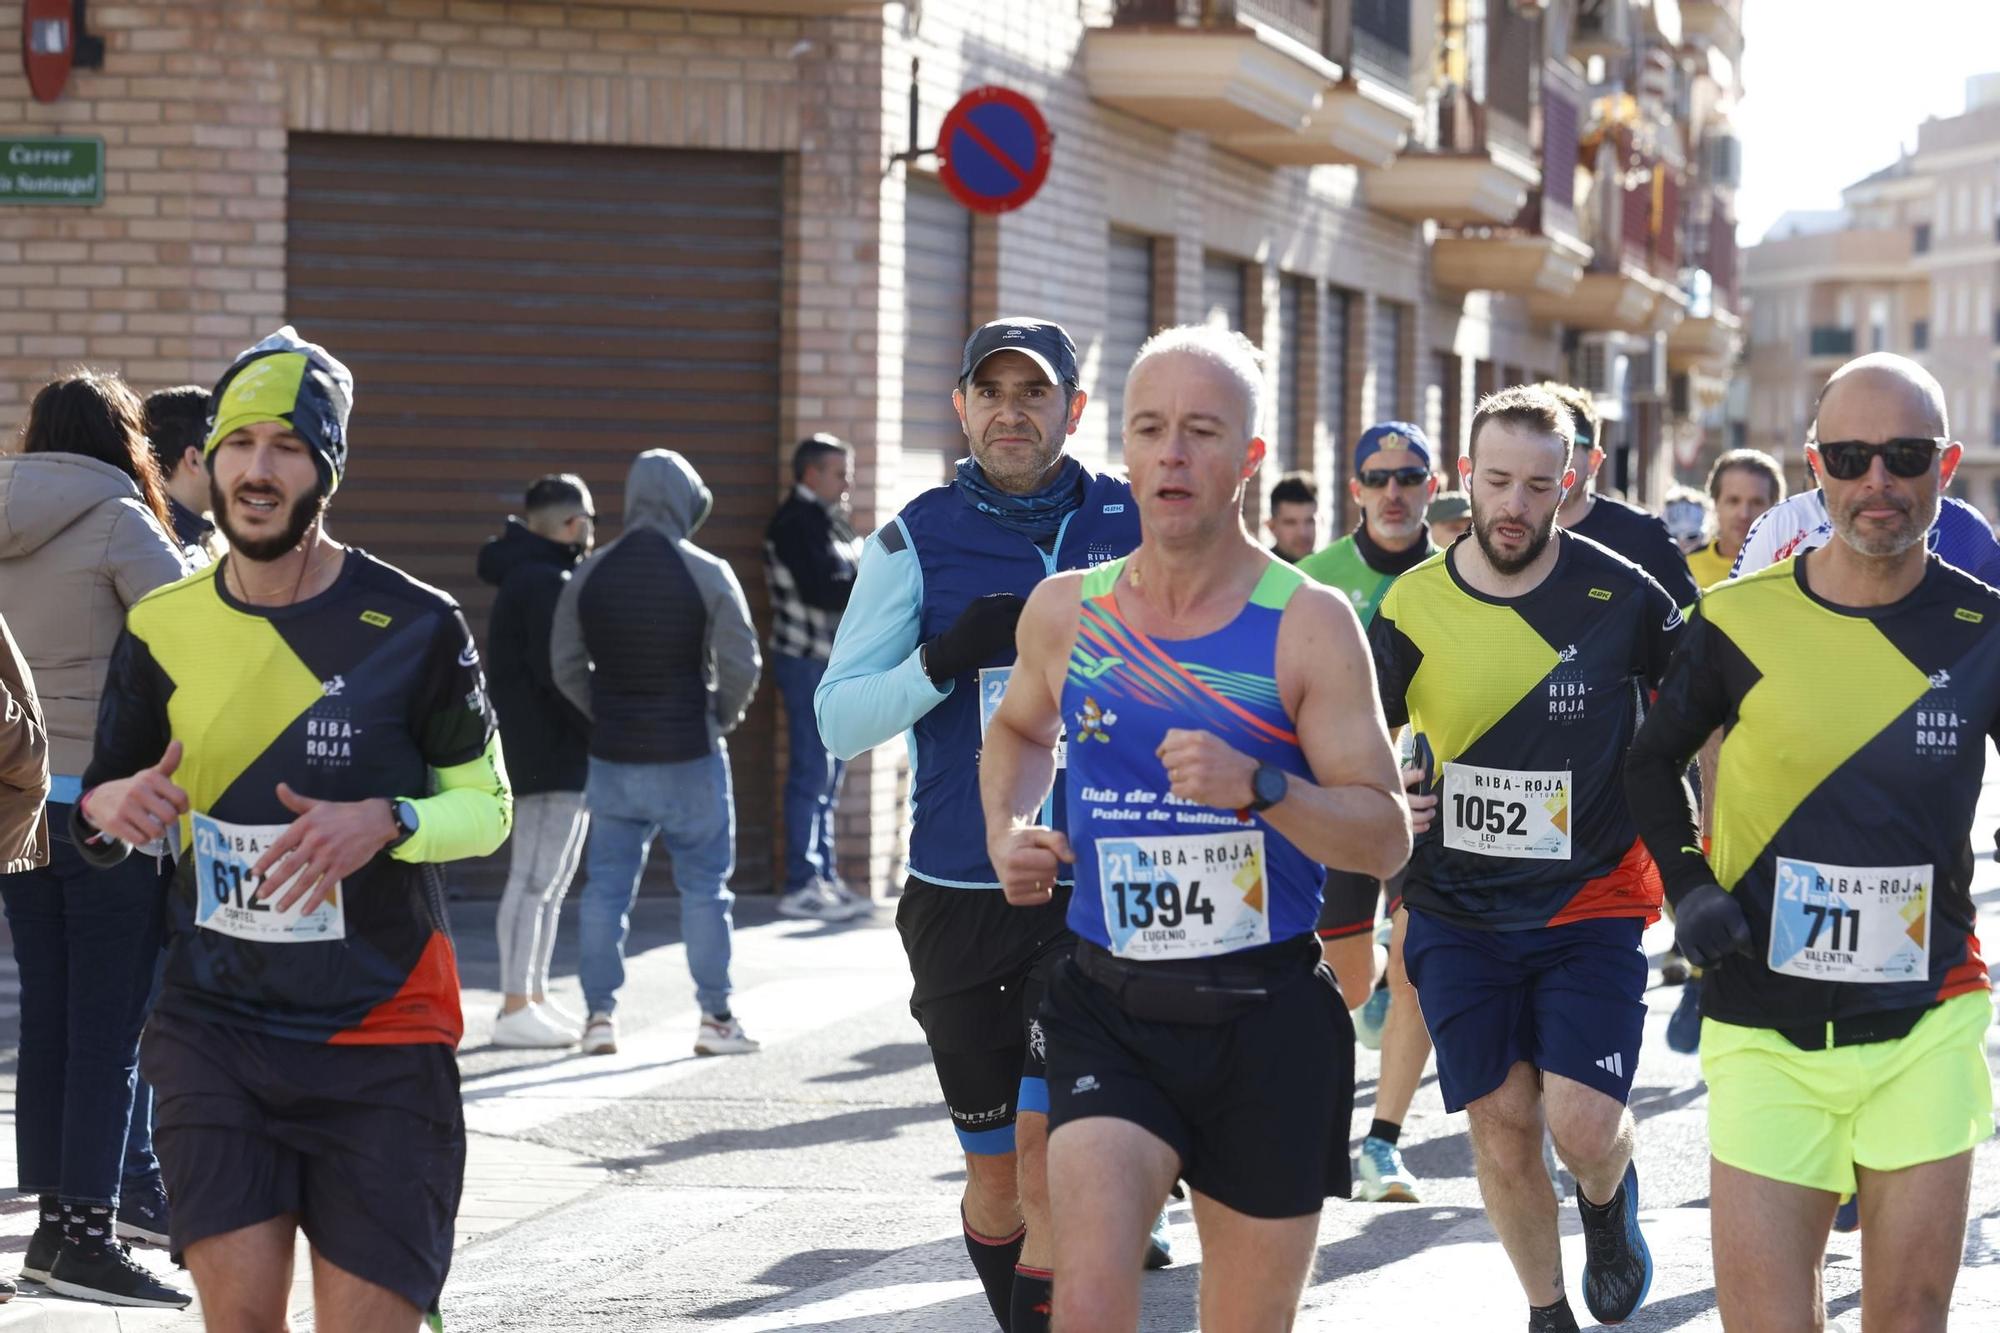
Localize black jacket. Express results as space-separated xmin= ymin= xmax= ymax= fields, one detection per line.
xmin=477 ymin=519 xmax=589 ymax=795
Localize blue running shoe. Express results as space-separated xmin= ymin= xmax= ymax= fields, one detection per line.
xmin=1667 ymin=983 xmax=1702 ymax=1055
xmin=1578 ymin=1162 xmax=1652 ymax=1325
xmin=1355 ymin=985 xmax=1391 ymax=1051
xmin=1833 ymin=1193 xmax=1860 ymax=1233
xmin=1143 ymin=1206 xmax=1173 ymax=1269
xmin=1355 ymin=1135 xmax=1419 ymax=1202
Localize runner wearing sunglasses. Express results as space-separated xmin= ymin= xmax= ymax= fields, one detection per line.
xmin=1295 ymin=421 xmax=1439 ymax=1204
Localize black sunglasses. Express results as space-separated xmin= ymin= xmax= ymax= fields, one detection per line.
xmin=1813 ymin=437 xmax=1943 ymax=481
xmin=1357 ymin=466 xmax=1431 ymax=489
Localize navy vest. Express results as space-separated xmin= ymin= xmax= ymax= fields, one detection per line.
xmin=898 ymin=468 xmax=1141 ymax=887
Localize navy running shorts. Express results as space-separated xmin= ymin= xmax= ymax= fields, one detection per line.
xmin=1402 ymin=911 xmax=1648 ymax=1112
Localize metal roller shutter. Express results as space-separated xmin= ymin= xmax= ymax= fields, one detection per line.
xmin=1101 ymin=231 xmax=1155 ymax=464
xmin=286 ymin=133 xmax=784 ymax=891
xmin=1374 ymin=300 xmax=1406 ymax=422
xmin=1202 ymin=253 xmax=1246 ymax=334
xmin=1277 ymin=276 xmax=1305 ymax=474
xmin=902 ymin=177 xmax=973 ymax=503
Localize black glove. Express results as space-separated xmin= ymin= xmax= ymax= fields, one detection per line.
xmin=922 ymin=593 xmax=1027 ymax=685
xmin=1673 ymin=882 xmax=1752 ymax=969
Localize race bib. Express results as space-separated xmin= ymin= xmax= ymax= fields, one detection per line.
xmin=192 ymin=813 xmax=346 ymax=944
xmin=1441 ymin=763 xmax=1572 ymax=860
xmin=979 ymin=666 xmax=1066 ymax=768
xmin=1097 ymin=830 xmax=1270 ymax=961
xmin=1768 ymin=857 xmax=1931 ymax=984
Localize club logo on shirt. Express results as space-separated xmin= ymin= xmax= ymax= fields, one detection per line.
xmin=321 ymin=675 xmax=345 ymax=698
xmin=1914 ymin=673 xmax=1962 ymax=759
xmin=1546 ymin=644 xmax=1587 ymax=721
xmin=1085 ymin=543 xmax=1121 ymax=567
xmin=359 ymin=610 xmax=392 ymax=628
xmin=304 ymin=711 xmax=355 ymax=767
xmin=1075 ymin=696 xmax=1117 ymax=742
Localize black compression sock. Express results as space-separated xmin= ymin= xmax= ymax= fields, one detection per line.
xmin=1368 ymin=1118 xmax=1402 ymax=1146
xmin=38 ymin=1194 xmax=59 ymax=1231
xmin=962 ymin=1212 xmax=1024 ymax=1332
xmin=60 ymin=1202 xmax=114 ymax=1259
xmin=1010 ymin=1264 xmax=1053 ymax=1333
xmin=1528 ymin=1296 xmax=1581 ymax=1333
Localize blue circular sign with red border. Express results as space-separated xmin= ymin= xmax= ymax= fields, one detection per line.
xmin=936 ymin=86 xmax=1054 ymax=215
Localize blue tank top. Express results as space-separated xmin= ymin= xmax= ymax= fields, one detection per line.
xmin=1061 ymin=557 xmax=1322 ymax=956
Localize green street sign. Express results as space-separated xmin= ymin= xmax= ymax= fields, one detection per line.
xmin=0 ymin=137 xmax=104 ymax=206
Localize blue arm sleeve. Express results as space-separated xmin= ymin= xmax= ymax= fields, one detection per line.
xmin=814 ymin=523 xmax=950 ymax=762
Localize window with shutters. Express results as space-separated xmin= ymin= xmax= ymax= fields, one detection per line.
xmin=902 ymin=177 xmax=973 ymax=499
xmin=1322 ymin=287 xmax=1352 ymax=462
xmin=1202 ymin=253 xmax=1247 ymax=334
xmin=1102 ymin=231 xmax=1155 ymax=464
xmin=1373 ymin=300 xmax=1406 ymax=422
xmin=1278 ymin=276 xmax=1306 ymax=473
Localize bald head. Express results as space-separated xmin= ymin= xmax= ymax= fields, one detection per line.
xmin=1813 ymin=353 xmax=1949 ymax=444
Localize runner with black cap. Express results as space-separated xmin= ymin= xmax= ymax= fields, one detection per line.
xmin=817 ymin=317 xmax=1144 ymax=1331
xmin=73 ymin=327 xmax=513 ymax=1332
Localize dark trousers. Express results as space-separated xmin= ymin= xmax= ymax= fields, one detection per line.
xmin=0 ymin=810 xmax=168 ymax=1206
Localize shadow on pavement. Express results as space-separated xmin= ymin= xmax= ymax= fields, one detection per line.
xmin=808 ymin=1042 xmax=933 ymax=1085
xmin=688 ymin=1248 xmax=904 ymax=1322
xmin=606 ymin=1101 xmax=943 ymax=1171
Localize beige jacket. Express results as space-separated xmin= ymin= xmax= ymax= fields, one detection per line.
xmin=0 ymin=611 xmax=48 ymax=873
xmin=0 ymin=453 xmax=191 ymax=782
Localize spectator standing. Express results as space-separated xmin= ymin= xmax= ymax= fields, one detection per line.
xmin=0 ymin=370 xmax=191 ymax=1308
xmin=478 ymin=475 xmax=597 ymax=1048
xmin=554 ymin=450 xmax=762 ymax=1059
xmin=764 ymin=435 xmax=867 ymax=923
xmin=141 ymin=387 xmax=219 ymax=561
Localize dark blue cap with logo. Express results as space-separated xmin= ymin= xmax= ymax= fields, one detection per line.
xmin=958 ymin=317 xmax=1080 ymax=390
xmin=1353 ymin=420 xmax=1434 ymax=475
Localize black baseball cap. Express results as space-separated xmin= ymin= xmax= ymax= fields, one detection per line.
xmin=958 ymin=317 xmax=1080 ymax=390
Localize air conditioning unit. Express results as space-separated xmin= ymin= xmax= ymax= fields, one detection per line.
xmin=1573 ymin=0 xmax=1632 ymax=61
xmin=1571 ymin=333 xmax=1629 ymax=400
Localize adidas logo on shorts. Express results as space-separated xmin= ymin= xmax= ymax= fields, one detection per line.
xmin=1594 ymin=1052 xmax=1625 ymax=1079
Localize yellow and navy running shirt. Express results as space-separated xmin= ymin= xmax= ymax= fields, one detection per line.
xmin=1062 ymin=558 xmax=1324 ymax=956
xmin=1371 ymin=532 xmax=1681 ymax=930
xmin=83 ymin=552 xmax=497 ymax=1046
xmin=1627 ymin=555 xmax=1997 ymax=1027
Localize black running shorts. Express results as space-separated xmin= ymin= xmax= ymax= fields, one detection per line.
xmin=1040 ymin=939 xmax=1355 ymax=1218
xmin=1315 ymin=868 xmax=1407 ymax=940
xmin=896 ymin=877 xmax=1074 ymax=1154
xmin=140 ymin=1011 xmax=466 ymax=1312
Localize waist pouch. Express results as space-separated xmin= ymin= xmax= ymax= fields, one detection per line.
xmin=1073 ymin=936 xmax=1324 ymax=1025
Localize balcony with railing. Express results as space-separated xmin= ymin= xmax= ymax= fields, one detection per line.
xmin=1808 ymin=326 xmax=1857 ymax=360
xmin=1679 ymin=0 xmax=1743 ymax=60
xmin=1363 ymin=0 xmax=1537 ymax=225
xmin=1085 ymin=0 xmax=1417 ymax=168
xmin=1528 ymin=127 xmax=1687 ymax=333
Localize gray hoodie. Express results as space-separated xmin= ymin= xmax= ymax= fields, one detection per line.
xmin=552 ymin=450 xmax=760 ymax=763
xmin=0 ymin=453 xmax=190 ymax=781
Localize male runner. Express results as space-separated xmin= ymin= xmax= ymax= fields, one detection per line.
xmin=983 ymin=323 xmax=1408 ymax=1332
xmin=74 ymin=328 xmax=512 ymax=1332
xmin=1684 ymin=449 xmax=1783 ymax=589
xmin=1263 ymin=471 xmax=1318 ymax=563
xmin=1296 ymin=420 xmax=1440 ymax=1204
xmin=1372 ymin=385 xmax=1675 ymax=1332
xmin=1540 ymin=382 xmax=1702 ymax=609
xmin=1625 ymin=354 xmax=1995 ymax=1333
xmin=816 ymin=318 xmax=1143 ymax=1331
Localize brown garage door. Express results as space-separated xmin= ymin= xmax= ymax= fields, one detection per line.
xmin=286 ymin=133 xmax=784 ymax=892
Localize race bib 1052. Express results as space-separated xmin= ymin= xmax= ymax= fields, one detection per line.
xmin=1097 ymin=829 xmax=1269 ymax=961
xmin=1769 ymin=857 xmax=1930 ymax=984
xmin=192 ymin=812 xmax=346 ymax=944
xmin=1441 ymin=763 xmax=1572 ymax=861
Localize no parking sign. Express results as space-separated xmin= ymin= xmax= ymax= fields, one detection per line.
xmin=936 ymin=86 xmax=1054 ymax=215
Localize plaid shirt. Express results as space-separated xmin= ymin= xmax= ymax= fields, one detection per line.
xmin=763 ymin=486 xmax=861 ymax=661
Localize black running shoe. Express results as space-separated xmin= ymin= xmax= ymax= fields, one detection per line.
xmin=21 ymin=1224 xmax=57 ymax=1284
xmin=1578 ymin=1163 xmax=1652 ymax=1325
xmin=46 ymin=1242 xmax=192 ymax=1309
xmin=115 ymin=1178 xmax=172 ymax=1247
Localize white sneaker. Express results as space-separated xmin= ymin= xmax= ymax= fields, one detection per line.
xmin=820 ymin=878 xmax=876 ymax=920
xmin=777 ymin=882 xmax=854 ymax=923
xmin=694 ymin=1013 xmax=761 ymax=1056
xmin=539 ymin=997 xmax=584 ymax=1032
xmin=492 ymin=1004 xmax=579 ymax=1049
xmin=581 ymin=1013 xmax=618 ymax=1056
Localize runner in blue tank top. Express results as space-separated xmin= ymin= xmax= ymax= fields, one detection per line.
xmin=981 ymin=325 xmax=1410 ymax=1332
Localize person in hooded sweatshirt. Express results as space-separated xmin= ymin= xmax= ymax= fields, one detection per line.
xmin=477 ymin=474 xmax=596 ymax=1049
xmin=0 ymin=369 xmax=192 ymax=1308
xmin=552 ymin=450 xmax=761 ymax=1059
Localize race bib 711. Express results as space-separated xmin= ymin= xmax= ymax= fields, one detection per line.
xmin=1768 ymin=857 xmax=1930 ymax=984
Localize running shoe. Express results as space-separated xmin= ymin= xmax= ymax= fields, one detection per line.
xmin=1833 ymin=1193 xmax=1860 ymax=1233
xmin=492 ymin=1003 xmax=580 ymax=1049
xmin=1659 ymin=946 xmax=1690 ymax=987
xmin=822 ymin=878 xmax=876 ymax=919
xmin=21 ymin=1224 xmax=57 ymax=1283
xmin=0 ymin=1274 xmax=12 ymax=1303
xmin=777 ymin=882 xmax=856 ymax=922
xmin=46 ymin=1242 xmax=191 ymax=1309
xmin=1354 ymin=985 xmax=1391 ymax=1051
xmin=695 ymin=1014 xmax=761 ymax=1056
xmin=1666 ymin=984 xmax=1702 ymax=1055
xmin=581 ymin=1013 xmax=618 ymax=1056
xmin=1578 ymin=1162 xmax=1652 ymax=1325
xmin=540 ymin=997 xmax=585 ymax=1031
xmin=1143 ymin=1207 xmax=1174 ymax=1269
xmin=115 ymin=1178 xmax=171 ymax=1247
xmin=1355 ymin=1135 xmax=1419 ymax=1203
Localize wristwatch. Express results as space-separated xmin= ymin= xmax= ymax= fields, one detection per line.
xmin=1246 ymin=763 xmax=1289 ymax=813
xmin=388 ymin=798 xmax=420 ymax=849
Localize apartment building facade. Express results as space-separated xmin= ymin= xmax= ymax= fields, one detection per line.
xmin=1743 ymin=74 xmax=2000 ymax=513
xmin=0 ymin=0 xmax=1744 ymax=894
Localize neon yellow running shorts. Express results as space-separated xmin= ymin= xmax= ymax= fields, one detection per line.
xmin=1701 ymin=989 xmax=1995 ymax=1195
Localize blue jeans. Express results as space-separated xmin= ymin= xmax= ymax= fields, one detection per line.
xmin=577 ymin=751 xmax=737 ymax=1018
xmin=0 ymin=811 xmax=169 ymax=1207
xmin=773 ymin=652 xmax=845 ymax=892
xmin=121 ymin=946 xmax=169 ymax=1195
